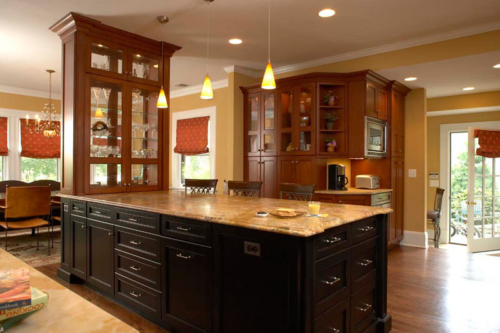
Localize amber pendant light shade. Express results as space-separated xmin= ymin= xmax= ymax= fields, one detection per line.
xmin=201 ymin=75 xmax=214 ymax=100
xmin=157 ymin=42 xmax=168 ymax=109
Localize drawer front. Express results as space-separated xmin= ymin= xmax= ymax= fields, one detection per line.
xmin=116 ymin=208 xmax=160 ymax=234
xmin=351 ymin=237 xmax=378 ymax=290
xmin=352 ymin=217 xmax=378 ymax=244
xmin=87 ymin=203 xmax=115 ymax=223
xmin=71 ymin=200 xmax=86 ymax=217
xmin=115 ymin=274 xmax=161 ymax=319
xmin=162 ymin=215 xmax=212 ymax=246
xmin=315 ymin=249 xmax=351 ymax=316
xmin=115 ymin=226 xmax=161 ymax=263
xmin=314 ymin=297 xmax=350 ymax=333
xmin=351 ymin=280 xmax=377 ymax=333
xmin=371 ymin=192 xmax=391 ymax=206
xmin=115 ymin=250 xmax=161 ymax=291
xmin=315 ymin=224 xmax=350 ymax=260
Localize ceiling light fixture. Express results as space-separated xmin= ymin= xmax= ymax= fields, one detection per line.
xmin=201 ymin=0 xmax=214 ymax=100
xmin=229 ymin=38 xmax=243 ymax=45
xmin=463 ymin=87 xmax=475 ymax=91
xmin=404 ymin=77 xmax=417 ymax=81
xmin=261 ymin=0 xmax=276 ymax=90
xmin=156 ymin=43 xmax=168 ymax=109
xmin=319 ymin=9 xmax=335 ymax=18
xmin=494 ymin=64 xmax=500 ymax=69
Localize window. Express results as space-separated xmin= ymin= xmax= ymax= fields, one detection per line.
xmin=21 ymin=157 xmax=58 ymax=182
xmin=181 ymin=153 xmax=210 ymax=185
xmin=0 ymin=157 xmax=3 ymax=181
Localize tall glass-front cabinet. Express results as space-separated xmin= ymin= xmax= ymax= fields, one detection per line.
xmin=51 ymin=13 xmax=181 ymax=195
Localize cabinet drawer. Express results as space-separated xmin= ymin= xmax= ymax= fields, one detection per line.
xmin=315 ymin=224 xmax=350 ymax=260
xmin=371 ymin=192 xmax=391 ymax=206
xmin=351 ymin=237 xmax=378 ymax=290
xmin=87 ymin=203 xmax=115 ymax=223
xmin=116 ymin=208 xmax=160 ymax=234
xmin=115 ymin=250 xmax=161 ymax=291
xmin=162 ymin=215 xmax=212 ymax=246
xmin=314 ymin=297 xmax=350 ymax=333
xmin=351 ymin=280 xmax=377 ymax=333
xmin=314 ymin=249 xmax=350 ymax=316
xmin=115 ymin=226 xmax=161 ymax=263
xmin=115 ymin=274 xmax=161 ymax=320
xmin=71 ymin=200 xmax=86 ymax=217
xmin=352 ymin=217 xmax=378 ymax=244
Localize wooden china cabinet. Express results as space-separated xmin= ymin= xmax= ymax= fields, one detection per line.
xmin=51 ymin=13 xmax=180 ymax=195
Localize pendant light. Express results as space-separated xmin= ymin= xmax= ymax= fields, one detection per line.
xmin=261 ymin=0 xmax=276 ymax=90
xmin=157 ymin=42 xmax=168 ymax=108
xmin=201 ymin=0 xmax=214 ymax=100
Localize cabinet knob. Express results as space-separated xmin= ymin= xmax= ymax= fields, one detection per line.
xmin=108 ymin=232 xmax=114 ymax=236
xmin=81 ymin=225 xmax=86 ymax=229
xmin=339 ymin=200 xmax=342 ymax=204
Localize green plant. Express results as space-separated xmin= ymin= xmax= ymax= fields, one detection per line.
xmin=323 ymin=111 xmax=339 ymax=123
xmin=325 ymin=138 xmax=337 ymax=148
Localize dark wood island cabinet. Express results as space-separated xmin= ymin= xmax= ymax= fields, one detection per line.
xmin=58 ymin=191 xmax=392 ymax=333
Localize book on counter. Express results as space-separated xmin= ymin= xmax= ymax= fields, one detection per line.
xmin=0 ymin=269 xmax=31 ymax=311
xmin=0 ymin=287 xmax=48 ymax=321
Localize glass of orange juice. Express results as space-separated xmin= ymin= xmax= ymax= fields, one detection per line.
xmin=308 ymin=201 xmax=321 ymax=215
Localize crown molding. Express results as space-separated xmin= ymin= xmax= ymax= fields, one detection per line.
xmin=273 ymin=20 xmax=500 ymax=75
xmin=170 ymin=79 xmax=228 ymax=99
xmin=0 ymin=85 xmax=62 ymax=100
xmin=427 ymin=105 xmax=500 ymax=117
xmin=223 ymin=65 xmax=262 ymax=78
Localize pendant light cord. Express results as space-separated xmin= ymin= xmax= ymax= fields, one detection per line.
xmin=161 ymin=42 xmax=164 ymax=87
xmin=268 ymin=0 xmax=271 ymax=62
xmin=207 ymin=1 xmax=210 ymax=75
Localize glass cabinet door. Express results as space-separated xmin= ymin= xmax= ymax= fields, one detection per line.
xmin=279 ymin=89 xmax=294 ymax=154
xmin=88 ymin=38 xmax=126 ymax=80
xmin=247 ymin=93 xmax=260 ymax=156
xmin=296 ymin=85 xmax=314 ymax=154
xmin=261 ymin=92 xmax=276 ymax=155
xmin=131 ymin=164 xmax=158 ymax=188
xmin=128 ymin=50 xmax=161 ymax=85
xmin=130 ymin=86 xmax=160 ymax=160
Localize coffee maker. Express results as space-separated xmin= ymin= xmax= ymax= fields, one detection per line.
xmin=327 ymin=164 xmax=348 ymax=190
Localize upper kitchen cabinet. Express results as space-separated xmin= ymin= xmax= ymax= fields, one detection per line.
xmin=366 ymin=82 xmax=388 ymax=121
xmin=245 ymin=91 xmax=277 ymax=157
xmin=51 ymin=12 xmax=181 ymax=195
xmin=389 ymin=81 xmax=411 ymax=158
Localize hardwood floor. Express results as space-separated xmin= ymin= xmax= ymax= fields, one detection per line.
xmin=36 ymin=246 xmax=500 ymax=332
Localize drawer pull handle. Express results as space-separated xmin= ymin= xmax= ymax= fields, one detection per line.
xmin=176 ymin=226 xmax=191 ymax=232
xmin=327 ymin=328 xmax=340 ymax=333
xmin=94 ymin=210 xmax=102 ymax=214
xmin=357 ymin=303 xmax=372 ymax=312
xmin=129 ymin=240 xmax=142 ymax=245
xmin=129 ymin=265 xmax=142 ymax=271
xmin=176 ymin=253 xmax=192 ymax=260
xmin=108 ymin=232 xmax=113 ymax=236
xmin=128 ymin=218 xmax=138 ymax=222
xmin=129 ymin=291 xmax=142 ymax=298
xmin=81 ymin=225 xmax=86 ymax=229
xmin=323 ymin=236 xmax=341 ymax=244
xmin=323 ymin=277 xmax=340 ymax=286
xmin=358 ymin=259 xmax=373 ymax=267
xmin=359 ymin=226 xmax=374 ymax=232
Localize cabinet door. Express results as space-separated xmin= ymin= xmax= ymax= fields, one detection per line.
xmin=296 ymin=157 xmax=315 ymax=184
xmin=392 ymin=91 xmax=405 ymax=158
xmin=86 ymin=37 xmax=127 ymax=81
xmin=162 ymin=238 xmax=212 ymax=332
xmin=71 ymin=216 xmax=87 ymax=280
xmin=278 ymin=88 xmax=295 ymax=155
xmin=278 ymin=157 xmax=297 ymax=184
xmin=365 ymin=83 xmax=377 ymax=119
xmin=390 ymin=158 xmax=404 ymax=244
xmin=261 ymin=157 xmax=277 ymax=198
xmin=376 ymin=88 xmax=388 ymax=121
xmin=337 ymin=195 xmax=371 ymax=206
xmin=314 ymin=194 xmax=338 ymax=204
xmin=295 ymin=84 xmax=315 ymax=155
xmin=261 ymin=92 xmax=277 ymax=156
xmin=246 ymin=93 xmax=261 ymax=157
xmin=87 ymin=219 xmax=114 ymax=294
xmin=127 ymin=48 xmax=162 ymax=86
xmin=245 ymin=157 xmax=261 ymax=182
xmin=60 ymin=201 xmax=72 ymax=273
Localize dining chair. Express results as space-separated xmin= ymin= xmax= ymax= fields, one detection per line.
xmin=0 ymin=186 xmax=52 ymax=255
xmin=279 ymin=183 xmax=316 ymax=201
xmin=227 ymin=181 xmax=262 ymax=197
xmin=184 ymin=179 xmax=218 ymax=194
xmin=427 ymin=187 xmax=445 ymax=248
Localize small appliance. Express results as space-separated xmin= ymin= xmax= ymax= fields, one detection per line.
xmin=365 ymin=116 xmax=387 ymax=158
xmin=355 ymin=175 xmax=380 ymax=189
xmin=327 ymin=164 xmax=348 ymax=190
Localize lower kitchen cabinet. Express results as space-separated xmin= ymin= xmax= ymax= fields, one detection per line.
xmin=71 ymin=215 xmax=87 ymax=280
xmin=314 ymin=194 xmax=372 ymax=206
xmin=390 ymin=157 xmax=404 ymax=247
xmin=278 ymin=156 xmax=316 ymax=185
xmin=245 ymin=156 xmax=277 ymax=198
xmin=87 ymin=219 xmax=114 ymax=294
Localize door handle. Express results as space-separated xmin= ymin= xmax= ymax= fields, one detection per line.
xmin=358 ymin=259 xmax=373 ymax=267
xmin=129 ymin=291 xmax=142 ymax=298
xmin=176 ymin=226 xmax=191 ymax=232
xmin=129 ymin=240 xmax=142 ymax=245
xmin=357 ymin=303 xmax=372 ymax=312
xmin=322 ymin=277 xmax=340 ymax=286
xmin=129 ymin=265 xmax=142 ymax=271
xmin=323 ymin=236 xmax=341 ymax=244
xmin=176 ymin=253 xmax=192 ymax=260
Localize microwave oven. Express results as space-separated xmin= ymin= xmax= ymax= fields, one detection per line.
xmin=365 ymin=116 xmax=387 ymax=158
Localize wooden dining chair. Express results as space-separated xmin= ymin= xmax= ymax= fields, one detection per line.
xmin=0 ymin=186 xmax=52 ymax=255
xmin=184 ymin=179 xmax=218 ymax=194
xmin=427 ymin=187 xmax=445 ymax=248
xmin=279 ymin=183 xmax=316 ymax=201
xmin=227 ymin=181 xmax=262 ymax=197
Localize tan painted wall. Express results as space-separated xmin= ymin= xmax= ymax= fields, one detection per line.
xmin=0 ymin=92 xmax=61 ymax=112
xmin=405 ymin=89 xmax=428 ymax=233
xmin=428 ymin=90 xmax=500 ymax=111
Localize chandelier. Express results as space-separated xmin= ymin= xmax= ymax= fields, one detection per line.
xmin=26 ymin=70 xmax=60 ymax=139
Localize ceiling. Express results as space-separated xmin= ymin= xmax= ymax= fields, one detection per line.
xmin=1 ymin=0 xmax=500 ymax=97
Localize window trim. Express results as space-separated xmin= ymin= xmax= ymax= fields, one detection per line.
xmin=171 ymin=107 xmax=216 ymax=189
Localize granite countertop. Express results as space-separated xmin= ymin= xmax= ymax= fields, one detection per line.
xmin=0 ymin=249 xmax=136 ymax=333
xmin=59 ymin=190 xmax=392 ymax=237
xmin=315 ymin=188 xmax=393 ymax=195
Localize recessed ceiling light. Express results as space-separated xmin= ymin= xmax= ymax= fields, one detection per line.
xmin=229 ymin=38 xmax=243 ymax=45
xmin=319 ymin=9 xmax=335 ymax=18
xmin=494 ymin=64 xmax=500 ymax=69
xmin=404 ymin=77 xmax=417 ymax=81
xmin=463 ymin=87 xmax=475 ymax=91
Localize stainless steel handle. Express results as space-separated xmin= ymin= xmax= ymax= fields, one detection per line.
xmin=323 ymin=277 xmax=340 ymax=286
xmin=327 ymin=328 xmax=340 ymax=333
xmin=176 ymin=226 xmax=191 ymax=232
xmin=129 ymin=240 xmax=142 ymax=245
xmin=129 ymin=291 xmax=141 ymax=298
xmin=128 ymin=217 xmax=138 ymax=222
xmin=176 ymin=253 xmax=192 ymax=260
xmin=323 ymin=236 xmax=341 ymax=244
xmin=129 ymin=265 xmax=142 ymax=271
xmin=357 ymin=303 xmax=372 ymax=312
xmin=359 ymin=226 xmax=374 ymax=232
xmin=94 ymin=210 xmax=102 ymax=214
xmin=358 ymin=259 xmax=373 ymax=267
xmin=81 ymin=225 xmax=86 ymax=229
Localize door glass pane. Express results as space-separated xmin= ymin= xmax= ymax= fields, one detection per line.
xmin=484 ymin=217 xmax=493 ymax=238
xmin=91 ymin=43 xmax=123 ymax=74
xmin=263 ymin=134 xmax=275 ymax=153
xmin=280 ymin=91 xmax=293 ymax=129
xmin=90 ymin=81 xmax=122 ymax=158
xmin=131 ymin=53 xmax=159 ymax=81
xmin=485 ymin=158 xmax=493 ymax=176
xmin=281 ymin=132 xmax=292 ymax=153
xmin=249 ymin=95 xmax=259 ymax=131
xmin=298 ymin=86 xmax=312 ymax=127
xmin=131 ymin=88 xmax=159 ymax=159
xmin=495 ymin=217 xmax=500 ymax=237
xmin=90 ymin=164 xmax=122 ymax=188
xmin=264 ymin=93 xmax=274 ymax=130
xmin=299 ymin=131 xmax=312 ymax=152
xmin=449 ymin=132 xmax=468 ymax=245
xmin=131 ymin=164 xmax=158 ymax=187
xmin=474 ymin=218 xmax=483 ymax=239
xmin=248 ymin=135 xmax=259 ymax=154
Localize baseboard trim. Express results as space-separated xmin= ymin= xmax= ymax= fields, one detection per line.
xmin=400 ymin=231 xmax=429 ymax=248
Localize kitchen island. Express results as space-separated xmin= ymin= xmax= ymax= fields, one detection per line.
xmin=57 ymin=190 xmax=392 ymax=333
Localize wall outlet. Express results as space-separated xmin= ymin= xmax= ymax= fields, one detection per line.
xmin=408 ymin=169 xmax=417 ymax=178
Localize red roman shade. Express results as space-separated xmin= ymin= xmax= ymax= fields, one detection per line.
xmin=0 ymin=117 xmax=8 ymax=156
xmin=20 ymin=119 xmax=61 ymax=158
xmin=474 ymin=129 xmax=500 ymax=158
xmin=174 ymin=116 xmax=209 ymax=155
